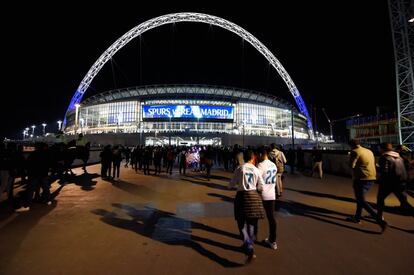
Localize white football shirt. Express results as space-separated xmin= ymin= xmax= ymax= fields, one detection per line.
xmin=257 ymin=159 xmax=277 ymax=200
xmin=229 ymin=163 xmax=264 ymax=192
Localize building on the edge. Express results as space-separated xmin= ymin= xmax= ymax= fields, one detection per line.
xmin=346 ymin=112 xmax=398 ymax=149
xmin=64 ymin=85 xmax=312 ymax=146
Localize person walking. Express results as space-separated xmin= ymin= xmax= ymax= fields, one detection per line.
xmin=229 ymin=150 xmax=265 ymax=264
xmin=270 ymin=144 xmax=286 ymax=198
xmin=346 ymin=139 xmax=387 ymax=232
xmin=15 ymin=142 xmax=52 ymax=212
xmin=179 ymin=147 xmax=187 ymax=175
xmin=377 ymin=143 xmax=413 ymax=218
xmin=257 ymin=148 xmax=278 ymax=250
xmin=204 ymin=145 xmax=214 ymax=181
xmin=112 ymin=145 xmax=122 ymax=179
xmin=100 ymin=145 xmax=112 ymax=179
xmin=311 ymin=147 xmax=323 ymax=179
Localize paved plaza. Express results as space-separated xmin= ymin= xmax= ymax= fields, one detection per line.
xmin=0 ymin=165 xmax=413 ymax=274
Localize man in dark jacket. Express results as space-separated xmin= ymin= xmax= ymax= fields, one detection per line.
xmin=376 ymin=143 xmax=413 ymax=219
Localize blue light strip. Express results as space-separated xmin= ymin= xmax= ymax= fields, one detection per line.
xmin=294 ymin=95 xmax=313 ymax=130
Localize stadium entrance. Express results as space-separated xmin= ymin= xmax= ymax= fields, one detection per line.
xmin=145 ymin=136 xmax=222 ymax=146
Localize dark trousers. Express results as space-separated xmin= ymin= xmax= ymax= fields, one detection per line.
xmin=353 ymin=180 xmax=381 ymax=222
xmin=166 ymin=160 xmax=173 ymax=174
xmin=154 ymin=162 xmax=161 ymax=175
xmin=206 ymin=163 xmax=212 ymax=179
xmin=237 ymin=218 xmax=258 ymax=255
xmin=263 ymin=200 xmax=277 ymax=243
xmin=377 ymin=181 xmax=413 ymax=218
xmin=143 ymin=162 xmax=150 ymax=175
xmin=25 ymin=176 xmax=50 ymax=206
xmin=179 ymin=162 xmax=186 ymax=174
xmin=112 ymin=161 xmax=120 ymax=178
xmin=101 ymin=161 xmax=110 ymax=178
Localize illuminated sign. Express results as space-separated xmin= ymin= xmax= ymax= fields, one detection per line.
xmin=142 ymin=105 xmax=234 ymax=120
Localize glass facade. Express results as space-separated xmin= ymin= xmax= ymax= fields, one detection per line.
xmin=65 ymin=88 xmax=310 ymax=139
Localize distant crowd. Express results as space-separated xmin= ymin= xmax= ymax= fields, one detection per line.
xmin=1 ymin=135 xmax=414 ymax=264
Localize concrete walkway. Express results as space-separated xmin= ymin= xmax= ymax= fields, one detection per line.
xmin=0 ymin=165 xmax=413 ymax=274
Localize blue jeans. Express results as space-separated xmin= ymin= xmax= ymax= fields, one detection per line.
xmin=353 ymin=180 xmax=380 ymax=221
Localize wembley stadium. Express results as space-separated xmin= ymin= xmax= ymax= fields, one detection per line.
xmin=64 ymin=84 xmax=311 ymax=146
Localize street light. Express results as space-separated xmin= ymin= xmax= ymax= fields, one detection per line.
xmin=242 ymin=120 xmax=246 ymax=147
xmin=168 ymin=114 xmax=172 ymax=146
xmin=409 ymin=17 xmax=414 ymax=23
xmin=75 ymin=103 xmax=80 ymax=134
xmin=79 ymin=118 xmax=84 ymax=134
xmin=57 ymin=120 xmax=62 ymax=131
xmin=42 ymin=123 xmax=46 ymax=136
xmin=31 ymin=125 xmax=36 ymax=136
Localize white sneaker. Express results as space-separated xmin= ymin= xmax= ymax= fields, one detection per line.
xmin=15 ymin=206 xmax=30 ymax=213
xmin=264 ymin=238 xmax=278 ymax=250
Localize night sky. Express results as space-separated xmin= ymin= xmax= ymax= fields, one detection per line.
xmin=1 ymin=1 xmax=396 ymax=140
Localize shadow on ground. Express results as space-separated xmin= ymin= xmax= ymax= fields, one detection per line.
xmin=0 ymin=202 xmax=57 ymax=273
xmin=92 ymin=203 xmax=244 ymax=268
xmin=285 ymin=187 xmax=414 ymax=216
xmin=109 ymin=179 xmax=170 ymax=200
xmin=182 ymin=175 xmax=230 ymax=191
xmin=278 ymin=200 xmax=383 ymax=234
xmin=62 ymin=172 xmax=100 ymax=191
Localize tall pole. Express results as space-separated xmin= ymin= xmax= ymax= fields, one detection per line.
xmin=75 ymin=104 xmax=80 ymax=135
xmin=169 ymin=115 xmax=172 ymax=146
xmin=42 ymin=123 xmax=46 ymax=136
xmin=291 ymin=109 xmax=295 ymax=149
xmin=57 ymin=120 xmax=62 ymax=131
xmin=388 ymin=0 xmax=414 ymax=150
xmin=242 ymin=123 xmax=245 ymax=147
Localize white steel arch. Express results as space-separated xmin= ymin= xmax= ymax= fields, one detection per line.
xmin=65 ymin=12 xmax=313 ymax=131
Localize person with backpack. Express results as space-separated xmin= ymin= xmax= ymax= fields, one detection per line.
xmin=270 ymin=144 xmax=286 ymax=198
xmin=376 ymin=142 xmax=413 ymax=219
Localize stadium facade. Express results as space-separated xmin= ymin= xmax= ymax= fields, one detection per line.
xmin=64 ymin=85 xmax=311 ymax=146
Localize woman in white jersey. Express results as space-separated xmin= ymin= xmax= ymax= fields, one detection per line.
xmin=229 ymin=150 xmax=265 ymax=264
xmin=257 ymin=147 xmax=278 ymax=250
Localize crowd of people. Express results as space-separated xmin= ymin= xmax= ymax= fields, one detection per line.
xmin=0 ymin=133 xmax=90 ymax=212
xmin=1 ymin=135 xmax=414 ymax=265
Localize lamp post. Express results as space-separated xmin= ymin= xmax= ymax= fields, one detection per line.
xmin=42 ymin=123 xmax=46 ymax=136
xmin=168 ymin=114 xmax=172 ymax=146
xmin=242 ymin=120 xmax=246 ymax=148
xmin=22 ymin=130 xmax=26 ymax=140
xmin=79 ymin=118 xmax=84 ymax=134
xmin=75 ymin=103 xmax=80 ymax=134
xmin=195 ymin=112 xmax=202 ymax=145
xmin=57 ymin=120 xmax=62 ymax=131
xmin=31 ymin=125 xmax=36 ymax=136
xmin=139 ymin=121 xmax=143 ymax=145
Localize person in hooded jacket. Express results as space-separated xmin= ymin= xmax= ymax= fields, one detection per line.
xmin=376 ymin=142 xmax=413 ymax=219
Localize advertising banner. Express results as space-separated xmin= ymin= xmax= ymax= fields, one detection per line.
xmin=142 ymin=105 xmax=234 ymax=120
